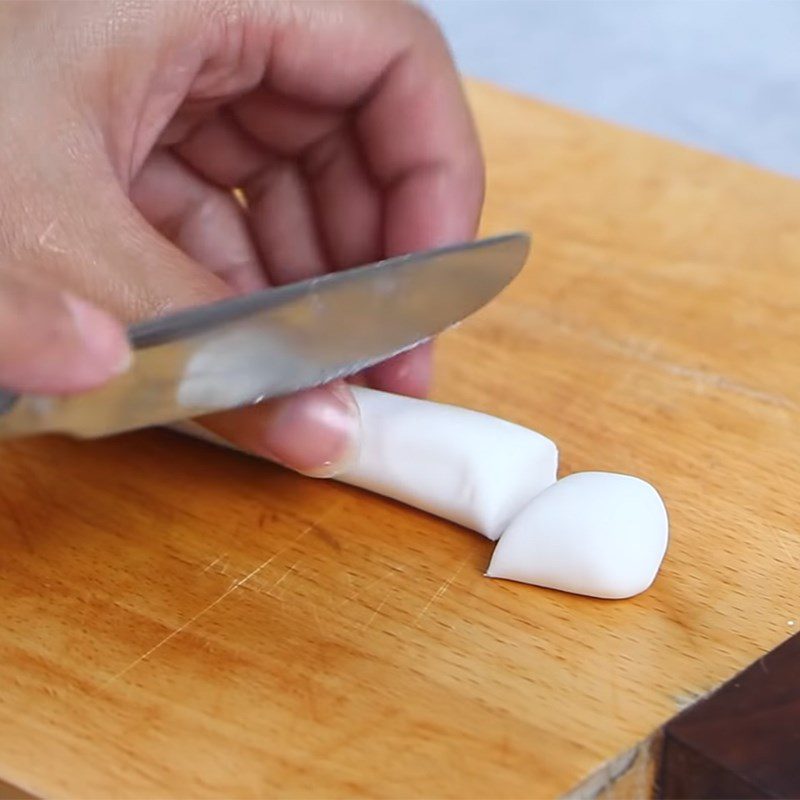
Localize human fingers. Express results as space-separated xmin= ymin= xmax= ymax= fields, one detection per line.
xmin=0 ymin=270 xmax=130 ymax=395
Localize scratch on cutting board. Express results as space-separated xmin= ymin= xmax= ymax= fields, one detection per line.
xmin=103 ymin=556 xmax=273 ymax=686
xmin=360 ymin=588 xmax=395 ymax=631
xmin=774 ymin=529 xmax=798 ymax=568
xmin=200 ymin=553 xmax=228 ymax=574
xmin=337 ymin=565 xmax=405 ymax=610
xmin=265 ymin=560 xmax=299 ymax=599
xmin=529 ymin=309 xmax=798 ymax=412
xmin=103 ymin=509 xmax=337 ymax=686
xmin=413 ymin=556 xmax=470 ymax=627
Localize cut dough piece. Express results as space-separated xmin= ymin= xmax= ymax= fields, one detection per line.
xmin=338 ymin=387 xmax=558 ymax=540
xmin=486 ymin=472 xmax=668 ymax=599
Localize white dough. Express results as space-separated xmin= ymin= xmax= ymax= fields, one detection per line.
xmin=171 ymin=387 xmax=559 ymax=540
xmin=486 ymin=472 xmax=668 ymax=599
xmin=338 ymin=387 xmax=558 ymax=540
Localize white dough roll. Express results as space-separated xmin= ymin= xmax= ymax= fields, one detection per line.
xmin=339 ymin=387 xmax=558 ymax=540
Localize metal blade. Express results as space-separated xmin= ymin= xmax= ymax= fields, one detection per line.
xmin=0 ymin=232 xmax=529 ymax=439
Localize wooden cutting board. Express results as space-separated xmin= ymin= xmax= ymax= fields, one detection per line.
xmin=1 ymin=80 xmax=799 ymax=799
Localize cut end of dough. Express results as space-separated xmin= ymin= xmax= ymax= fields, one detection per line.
xmin=486 ymin=471 xmax=669 ymax=599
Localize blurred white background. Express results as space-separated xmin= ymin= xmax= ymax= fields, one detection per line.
xmin=423 ymin=0 xmax=800 ymax=178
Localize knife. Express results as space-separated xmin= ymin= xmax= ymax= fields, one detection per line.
xmin=0 ymin=232 xmax=529 ymax=440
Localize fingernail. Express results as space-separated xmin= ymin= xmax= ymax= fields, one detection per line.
xmin=63 ymin=292 xmax=132 ymax=378
xmin=259 ymin=383 xmax=361 ymax=478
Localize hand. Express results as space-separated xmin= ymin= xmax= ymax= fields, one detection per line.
xmin=0 ymin=0 xmax=483 ymax=474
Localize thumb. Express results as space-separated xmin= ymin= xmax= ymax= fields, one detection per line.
xmin=9 ymin=178 xmax=359 ymax=473
xmin=3 ymin=96 xmax=358 ymax=472
xmin=0 ymin=270 xmax=130 ymax=395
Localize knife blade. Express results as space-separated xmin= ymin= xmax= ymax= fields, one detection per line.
xmin=0 ymin=232 xmax=529 ymax=440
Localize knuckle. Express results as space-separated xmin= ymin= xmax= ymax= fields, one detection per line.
xmin=399 ymin=2 xmax=449 ymax=48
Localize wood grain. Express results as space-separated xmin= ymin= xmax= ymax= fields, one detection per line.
xmin=659 ymin=632 xmax=800 ymax=798
xmin=1 ymin=80 xmax=799 ymax=798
